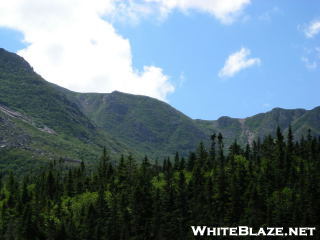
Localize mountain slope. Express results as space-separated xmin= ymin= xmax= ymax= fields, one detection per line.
xmin=0 ymin=48 xmax=134 ymax=171
xmin=0 ymin=48 xmax=319 ymax=171
xmin=0 ymin=48 xmax=95 ymax=140
xmin=195 ymin=107 xmax=319 ymax=146
xmin=69 ymin=91 xmax=208 ymax=158
xmin=291 ymin=106 xmax=320 ymax=137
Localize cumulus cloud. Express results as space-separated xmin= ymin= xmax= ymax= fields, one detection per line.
xmin=0 ymin=0 xmax=251 ymax=101
xmin=0 ymin=0 xmax=174 ymax=101
xmin=218 ymin=48 xmax=261 ymax=78
xmin=304 ymin=20 xmax=320 ymax=38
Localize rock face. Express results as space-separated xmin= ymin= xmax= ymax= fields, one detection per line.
xmin=1 ymin=48 xmax=320 ymax=168
xmin=0 ymin=112 xmax=31 ymax=148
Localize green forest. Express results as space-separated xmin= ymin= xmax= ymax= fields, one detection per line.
xmin=0 ymin=127 xmax=319 ymax=239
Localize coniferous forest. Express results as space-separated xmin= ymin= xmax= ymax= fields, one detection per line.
xmin=0 ymin=127 xmax=319 ymax=239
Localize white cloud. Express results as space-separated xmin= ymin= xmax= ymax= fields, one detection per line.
xmin=0 ymin=0 xmax=252 ymax=101
xmin=116 ymin=0 xmax=251 ymax=24
xmin=0 ymin=0 xmax=174 ymax=101
xmin=258 ymin=6 xmax=280 ymax=22
xmin=178 ymin=72 xmax=186 ymax=87
xmin=301 ymin=46 xmax=320 ymax=70
xmin=218 ymin=48 xmax=261 ymax=78
xmin=304 ymin=20 xmax=320 ymax=38
xmin=301 ymin=56 xmax=317 ymax=70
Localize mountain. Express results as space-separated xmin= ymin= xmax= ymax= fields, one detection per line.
xmin=0 ymin=48 xmax=319 ymax=171
xmin=68 ymin=91 xmax=207 ymax=159
xmin=0 ymin=48 xmax=134 ymax=172
xmin=196 ymin=107 xmax=320 ymax=147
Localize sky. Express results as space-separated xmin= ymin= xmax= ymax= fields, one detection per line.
xmin=0 ymin=0 xmax=319 ymax=120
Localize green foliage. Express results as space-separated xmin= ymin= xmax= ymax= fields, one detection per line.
xmin=1 ymin=129 xmax=319 ymax=239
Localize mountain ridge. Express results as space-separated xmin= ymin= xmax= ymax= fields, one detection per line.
xmin=1 ymin=48 xmax=319 ymax=172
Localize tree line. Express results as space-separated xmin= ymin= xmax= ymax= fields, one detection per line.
xmin=0 ymin=127 xmax=319 ymax=239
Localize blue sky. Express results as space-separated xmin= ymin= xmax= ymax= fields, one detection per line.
xmin=0 ymin=0 xmax=319 ymax=120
